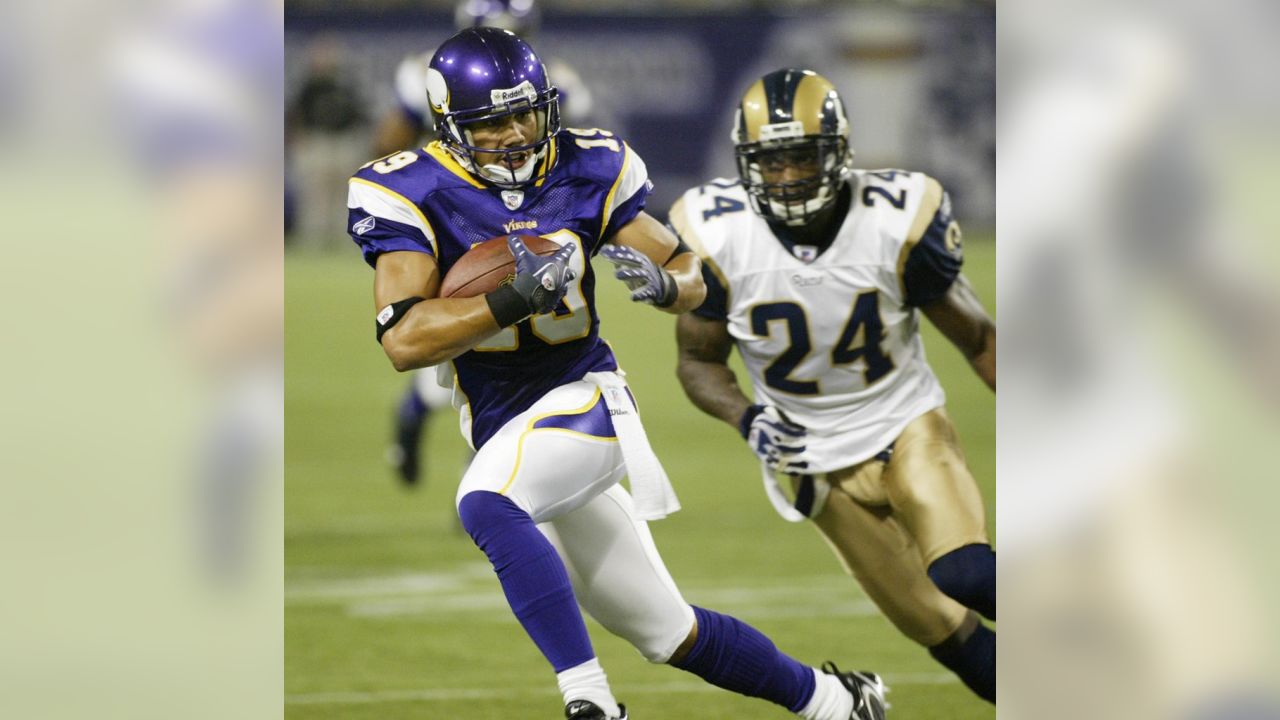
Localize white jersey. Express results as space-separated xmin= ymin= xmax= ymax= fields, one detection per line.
xmin=671 ymin=170 xmax=963 ymax=473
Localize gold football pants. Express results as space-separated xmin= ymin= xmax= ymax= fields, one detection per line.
xmin=797 ymin=407 xmax=990 ymax=646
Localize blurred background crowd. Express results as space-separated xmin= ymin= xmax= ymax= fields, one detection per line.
xmin=282 ymin=0 xmax=995 ymax=249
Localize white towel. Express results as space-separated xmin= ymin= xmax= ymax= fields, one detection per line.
xmin=584 ymin=371 xmax=681 ymax=521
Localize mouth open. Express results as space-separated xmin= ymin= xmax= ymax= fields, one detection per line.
xmin=504 ymin=151 xmax=530 ymax=170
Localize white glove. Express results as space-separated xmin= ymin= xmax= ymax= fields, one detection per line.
xmin=740 ymin=405 xmax=809 ymax=474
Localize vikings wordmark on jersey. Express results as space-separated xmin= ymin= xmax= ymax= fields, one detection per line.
xmin=670 ymin=169 xmax=963 ymax=473
xmin=347 ymin=130 xmax=650 ymax=449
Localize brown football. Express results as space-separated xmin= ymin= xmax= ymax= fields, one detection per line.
xmin=439 ymin=234 xmax=562 ymax=298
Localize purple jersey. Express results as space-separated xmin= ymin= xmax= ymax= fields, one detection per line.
xmin=347 ymin=130 xmax=652 ymax=448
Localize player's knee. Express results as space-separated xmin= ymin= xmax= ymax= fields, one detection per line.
xmin=629 ymin=615 xmax=694 ymax=665
xmin=457 ymin=491 xmax=527 ymax=544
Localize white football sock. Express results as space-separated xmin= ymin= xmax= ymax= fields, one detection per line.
xmin=799 ymin=668 xmax=854 ymax=720
xmin=557 ymin=658 xmax=620 ymax=718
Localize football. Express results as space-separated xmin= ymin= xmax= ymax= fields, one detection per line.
xmin=439 ymin=234 xmax=561 ymax=298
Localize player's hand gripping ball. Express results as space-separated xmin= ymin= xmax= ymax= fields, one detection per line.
xmin=440 ymin=234 xmax=576 ymax=317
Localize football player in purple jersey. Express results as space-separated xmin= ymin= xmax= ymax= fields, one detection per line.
xmin=346 ymin=27 xmax=887 ymax=720
xmin=375 ymin=0 xmax=597 ymax=489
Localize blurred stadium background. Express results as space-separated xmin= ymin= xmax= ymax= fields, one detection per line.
xmin=285 ymin=1 xmax=995 ymax=718
xmin=6 ymin=0 xmax=1280 ymax=717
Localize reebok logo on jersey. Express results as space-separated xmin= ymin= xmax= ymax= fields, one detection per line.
xmin=353 ymin=216 xmax=376 ymax=235
xmin=792 ymin=274 xmax=824 ymax=287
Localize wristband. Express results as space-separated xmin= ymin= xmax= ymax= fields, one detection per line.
xmin=486 ymin=283 xmax=533 ymax=328
xmin=738 ymin=404 xmax=766 ymax=439
xmin=654 ymin=270 xmax=679 ymax=308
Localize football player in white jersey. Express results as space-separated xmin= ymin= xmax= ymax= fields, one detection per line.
xmin=671 ymin=69 xmax=997 ymax=703
xmin=375 ymin=0 xmax=596 ymax=488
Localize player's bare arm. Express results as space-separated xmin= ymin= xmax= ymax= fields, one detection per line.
xmin=921 ymin=274 xmax=996 ymax=391
xmin=676 ymin=313 xmax=753 ymax=427
xmin=374 ymin=250 xmax=504 ymax=370
xmin=607 ymin=212 xmax=707 ymax=314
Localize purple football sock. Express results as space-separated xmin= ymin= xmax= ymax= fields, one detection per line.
xmin=458 ymin=491 xmax=594 ymax=672
xmin=672 ymin=605 xmax=816 ymax=712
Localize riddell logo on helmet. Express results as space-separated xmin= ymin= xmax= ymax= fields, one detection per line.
xmin=759 ymin=121 xmax=805 ymax=141
xmin=490 ymin=81 xmax=537 ymax=105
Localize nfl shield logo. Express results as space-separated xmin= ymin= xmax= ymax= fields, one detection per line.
xmin=501 ymin=190 xmax=524 ymax=210
xmin=794 ymin=245 xmax=818 ymax=263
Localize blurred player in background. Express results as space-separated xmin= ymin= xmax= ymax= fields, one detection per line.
xmin=377 ymin=0 xmax=596 ymax=489
xmin=672 ymin=69 xmax=996 ymax=703
xmin=347 ymin=29 xmax=887 ymax=720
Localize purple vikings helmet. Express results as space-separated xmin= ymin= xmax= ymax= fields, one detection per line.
xmin=733 ymin=68 xmax=853 ymax=226
xmin=426 ymin=27 xmax=560 ymax=188
xmin=454 ymin=0 xmax=540 ymax=35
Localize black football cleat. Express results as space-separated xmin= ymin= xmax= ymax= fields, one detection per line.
xmin=564 ymin=699 xmax=628 ymax=719
xmin=822 ymin=662 xmax=889 ymax=720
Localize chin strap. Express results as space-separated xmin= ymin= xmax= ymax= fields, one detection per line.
xmin=479 ymin=148 xmax=542 ymax=185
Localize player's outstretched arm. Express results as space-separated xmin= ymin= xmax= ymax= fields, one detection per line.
xmin=604 ymin=212 xmax=706 ymax=314
xmin=676 ymin=313 xmax=752 ymax=427
xmin=372 ymin=251 xmax=506 ymax=371
xmin=678 ymin=314 xmax=810 ymax=472
xmin=921 ymin=274 xmax=997 ymax=391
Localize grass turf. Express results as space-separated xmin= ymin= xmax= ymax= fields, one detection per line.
xmin=285 ymin=237 xmax=995 ymax=719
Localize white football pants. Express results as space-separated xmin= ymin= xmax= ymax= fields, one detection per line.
xmin=455 ymin=377 xmax=695 ymax=663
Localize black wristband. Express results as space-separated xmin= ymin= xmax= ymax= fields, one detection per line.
xmin=738 ymin=404 xmax=766 ymax=439
xmin=375 ymin=296 xmax=425 ymax=344
xmin=654 ymin=269 xmax=679 ymax=308
xmin=662 ymin=235 xmax=694 ymax=266
xmin=486 ymin=283 xmax=533 ymax=328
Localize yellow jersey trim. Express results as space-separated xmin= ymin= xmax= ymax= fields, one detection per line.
xmin=534 ymin=135 xmax=558 ymax=188
xmin=348 ymin=177 xmax=439 ymax=257
xmin=424 ymin=141 xmax=487 ymax=189
xmin=599 ymin=142 xmax=633 ymax=240
xmin=499 ymin=388 xmax=612 ymax=495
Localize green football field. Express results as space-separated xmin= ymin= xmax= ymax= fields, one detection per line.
xmin=285 ymin=238 xmax=996 ymax=720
